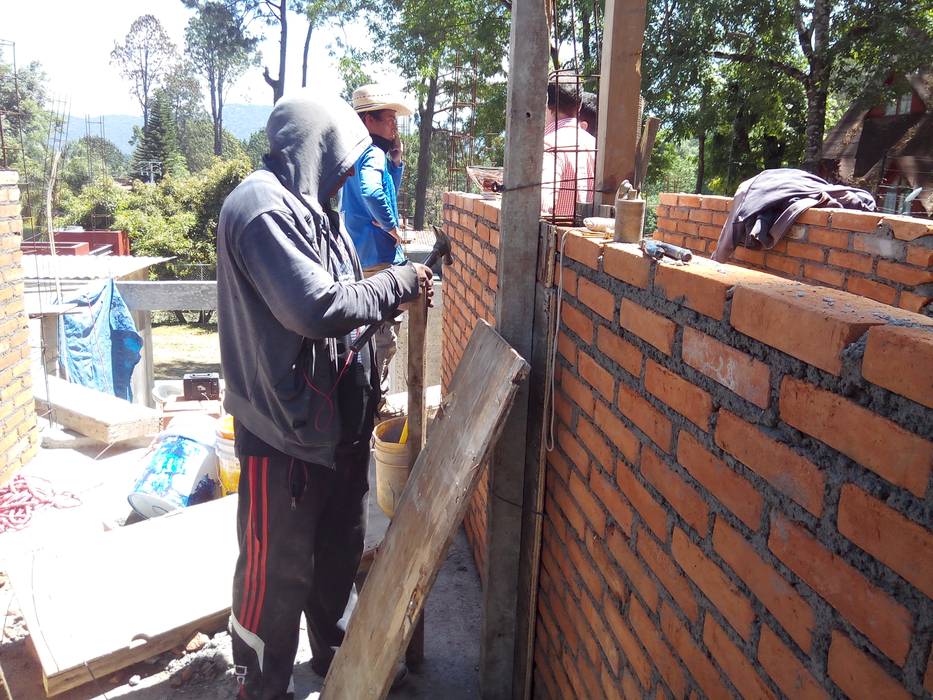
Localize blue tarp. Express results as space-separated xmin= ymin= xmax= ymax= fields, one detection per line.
xmin=58 ymin=280 xmax=143 ymax=401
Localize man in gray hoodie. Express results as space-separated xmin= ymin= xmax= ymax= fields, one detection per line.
xmin=217 ymin=90 xmax=432 ymax=699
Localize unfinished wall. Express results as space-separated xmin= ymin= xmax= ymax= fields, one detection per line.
xmin=654 ymin=193 xmax=933 ymax=315
xmin=535 ymin=231 xmax=932 ymax=699
xmin=0 ymin=171 xmax=38 ymax=485
xmin=440 ymin=192 xmax=500 ymax=584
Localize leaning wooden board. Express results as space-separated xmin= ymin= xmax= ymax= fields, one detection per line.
xmin=34 ymin=375 xmax=161 ymax=444
xmin=322 ymin=320 xmax=529 ymax=699
xmin=6 ymin=495 xmax=238 ymax=696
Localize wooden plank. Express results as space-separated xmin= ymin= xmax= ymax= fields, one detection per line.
xmin=5 ymin=496 xmax=238 ymax=696
xmin=405 ymin=293 xmax=429 ymax=668
xmin=322 ymin=321 xmax=529 ymax=700
xmin=34 ymin=375 xmax=161 ymax=444
xmin=594 ymin=0 xmax=649 ymax=204
xmin=482 ymin=0 xmax=549 ymax=695
xmin=115 ymin=281 xmax=217 ymax=311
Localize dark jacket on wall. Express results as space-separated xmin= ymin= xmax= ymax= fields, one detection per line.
xmin=216 ymin=93 xmax=420 ymax=467
xmin=711 ymin=168 xmax=876 ymax=262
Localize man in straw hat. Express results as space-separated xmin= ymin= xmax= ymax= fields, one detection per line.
xmin=217 ymin=90 xmax=431 ymax=698
xmin=341 ymin=84 xmax=415 ymax=408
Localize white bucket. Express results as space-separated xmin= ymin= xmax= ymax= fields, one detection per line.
xmin=128 ymin=414 xmax=220 ymax=518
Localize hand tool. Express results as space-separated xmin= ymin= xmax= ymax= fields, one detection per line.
xmin=640 ymin=239 xmax=693 ymax=262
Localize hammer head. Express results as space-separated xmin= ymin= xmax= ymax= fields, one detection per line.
xmin=431 ymin=225 xmax=454 ymax=265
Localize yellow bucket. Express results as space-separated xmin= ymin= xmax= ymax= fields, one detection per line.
xmin=216 ymin=415 xmax=240 ymax=496
xmin=373 ymin=416 xmax=412 ymax=518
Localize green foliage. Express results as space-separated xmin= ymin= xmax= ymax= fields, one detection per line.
xmin=242 ymin=129 xmax=269 ymax=169
xmin=61 ymin=136 xmax=127 ymax=192
xmin=58 ymin=179 xmax=128 ymax=230
xmin=131 ymin=90 xmax=187 ymax=181
xmin=110 ymin=15 xmax=178 ymax=126
xmin=180 ymin=118 xmax=247 ymax=172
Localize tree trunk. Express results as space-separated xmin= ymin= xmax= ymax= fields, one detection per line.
xmin=695 ymin=130 xmax=706 ymax=194
xmin=581 ymin=1 xmax=591 ymax=66
xmin=262 ymin=0 xmax=288 ymax=102
xmin=209 ymin=69 xmax=221 ymax=156
xmin=413 ymin=70 xmax=439 ymax=231
xmin=216 ymin=82 xmax=225 ymax=157
xmin=802 ymin=0 xmax=831 ymax=171
xmin=302 ymin=22 xmax=313 ymax=88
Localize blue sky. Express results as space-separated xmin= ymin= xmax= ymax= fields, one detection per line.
xmin=4 ymin=0 xmax=403 ymax=117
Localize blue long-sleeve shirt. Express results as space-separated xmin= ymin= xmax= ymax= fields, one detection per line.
xmin=341 ymin=144 xmax=407 ymax=268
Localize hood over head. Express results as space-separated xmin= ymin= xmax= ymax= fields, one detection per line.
xmin=264 ymin=90 xmax=371 ymax=209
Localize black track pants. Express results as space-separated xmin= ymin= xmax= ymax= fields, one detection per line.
xmin=230 ymin=437 xmax=370 ymax=700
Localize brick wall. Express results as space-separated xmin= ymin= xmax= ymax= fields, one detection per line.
xmin=440 ymin=192 xmax=501 ymax=584
xmin=535 ymin=231 xmax=933 ymax=699
xmin=0 ymin=171 xmax=39 ymax=485
xmin=654 ymin=193 xmax=933 ymax=315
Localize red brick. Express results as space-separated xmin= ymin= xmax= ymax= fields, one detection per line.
xmin=578 ymin=590 xmax=620 ymax=674
xmin=899 ymin=290 xmax=932 ymax=314
xmin=556 ymin=330 xmax=577 ymax=364
xmin=558 ymin=366 xmax=595 ymax=416
xmin=765 ymin=254 xmax=802 ymax=277
xmin=702 ymin=195 xmax=732 ymax=211
xmin=827 ymin=249 xmax=873 ymax=273
xmin=653 ymin=230 xmax=687 ymax=248
xmin=616 ymin=458 xmax=668 ymax=540
xmin=796 ymin=209 xmax=831 ymax=226
xmin=557 ymin=422 xmax=589 ymax=472
xmin=803 ymin=263 xmax=845 ymax=288
xmin=606 ymin=528 xmax=660 ymax=610
xmin=703 ymin=616 xmax=777 ymax=700
xmin=682 ymin=327 xmax=771 ymax=408
xmin=645 ymin=360 xmax=712 ymax=429
xmin=652 ymin=259 xmax=750 ymax=320
xmin=827 ymin=631 xmax=910 ymax=700
xmin=732 ymin=247 xmax=767 ymax=267
xmin=618 ymin=382 xmax=673 ymax=452
xmin=564 ymin=232 xmax=604 ymax=268
xmin=578 ymin=350 xmax=614 ymax=401
xmin=597 ymin=326 xmax=643 ymax=378
xmin=906 ymin=244 xmax=933 ymax=267
xmin=577 ymin=414 xmax=613 ymax=468
xmin=671 ymin=528 xmax=755 ymax=639
xmin=636 ymin=528 xmax=699 ymax=622
xmin=780 ymin=377 xmax=932 ymax=497
xmin=590 ymin=466 xmax=634 ymax=536
xmin=594 ymin=400 xmax=640 ymax=464
xmin=846 ymin=275 xmax=897 ymax=305
xmin=620 ymin=670 xmax=643 ymax=700
xmin=713 ymin=518 xmax=814 ymax=650
xmin=715 ymin=410 xmax=825 ymax=516
xmin=830 ymin=210 xmax=883 ymax=233
xmin=677 ymin=432 xmax=763 ymax=530
xmin=768 ymin=512 xmax=913 ymax=664
xmin=587 ymin=533 xmax=630 ymax=602
xmin=658 ymin=192 xmax=679 ymax=206
xmin=698 ymin=223 xmax=723 ymax=240
xmin=551 ymin=473 xmax=587 ymax=539
xmin=784 ymin=241 xmax=826 ymax=262
xmin=758 ymin=626 xmax=828 ymax=700
xmin=629 ymin=597 xmax=687 ymax=697
xmin=883 ymin=213 xmax=933 ymax=241
xmin=877 ymin=260 xmax=933 ymax=286
xmin=678 ymin=194 xmax=701 ymax=208
xmin=619 ymin=299 xmax=676 ymax=355
xmin=641 ymin=448 xmax=709 ymax=535
xmin=807 ymin=226 xmax=849 ymax=248
xmin=659 ymin=602 xmax=731 ymax=699
xmin=603 ymin=243 xmax=651 ymax=288
xmin=862 ymin=324 xmax=933 ymax=409
xmin=675 ymin=219 xmax=700 ymax=236
xmin=925 ymin=651 xmax=933 ymax=694
xmin=688 ymin=208 xmax=714 ymax=223
xmin=838 ymin=484 xmax=933 ymax=597
xmin=603 ymin=593 xmax=652 ymax=688
xmin=561 ymin=302 xmax=594 ymax=343
xmin=577 ymin=276 xmax=616 ymax=320
xmin=569 ymin=470 xmax=607 ymax=537
xmin=730 ymin=284 xmax=886 ymax=375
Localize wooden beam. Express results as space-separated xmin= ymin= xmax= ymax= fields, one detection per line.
xmin=115 ymin=281 xmax=217 ymax=311
xmin=594 ymin=0 xmax=649 ymax=204
xmin=481 ymin=0 xmax=549 ymax=696
xmin=321 ymin=321 xmax=529 ymax=700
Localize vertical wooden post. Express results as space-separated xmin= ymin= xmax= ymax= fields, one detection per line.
xmin=405 ymin=296 xmax=428 ymax=668
xmin=593 ymin=0 xmax=649 ymax=204
xmin=480 ymin=0 xmax=548 ymax=696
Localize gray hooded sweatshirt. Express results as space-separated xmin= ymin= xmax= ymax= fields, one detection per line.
xmin=216 ymin=91 xmax=420 ymax=466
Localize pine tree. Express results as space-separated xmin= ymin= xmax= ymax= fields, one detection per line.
xmin=131 ymin=90 xmax=186 ymax=182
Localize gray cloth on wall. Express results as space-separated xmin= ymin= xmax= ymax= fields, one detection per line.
xmin=711 ymin=168 xmax=876 ymax=262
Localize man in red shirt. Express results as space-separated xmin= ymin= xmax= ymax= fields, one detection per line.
xmin=541 ymin=77 xmax=596 ymax=218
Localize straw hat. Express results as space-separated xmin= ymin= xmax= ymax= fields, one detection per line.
xmin=350 ymin=84 xmax=414 ymax=117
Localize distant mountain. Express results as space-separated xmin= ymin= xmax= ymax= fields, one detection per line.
xmin=65 ymin=104 xmax=272 ymax=154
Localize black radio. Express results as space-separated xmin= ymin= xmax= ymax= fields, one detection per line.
xmin=182 ymin=372 xmax=221 ymax=401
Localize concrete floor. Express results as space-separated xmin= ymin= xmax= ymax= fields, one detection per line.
xmin=0 ymin=434 xmax=482 ymax=698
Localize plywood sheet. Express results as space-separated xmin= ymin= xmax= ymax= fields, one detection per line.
xmin=34 ymin=375 xmax=161 ymax=444
xmin=322 ymin=320 xmax=529 ymax=700
xmin=6 ymin=496 xmax=238 ymax=696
